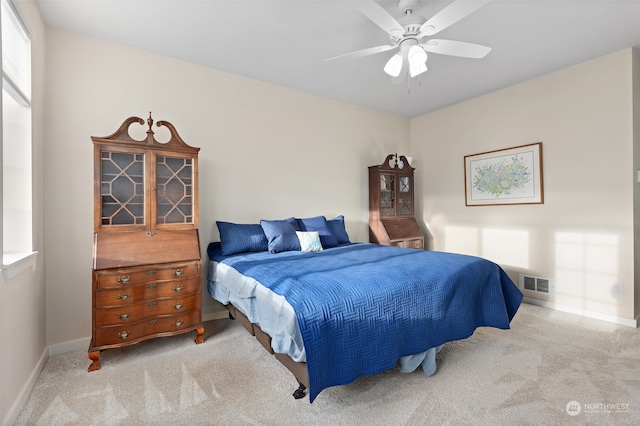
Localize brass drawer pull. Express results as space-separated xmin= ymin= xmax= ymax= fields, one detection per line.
xmin=146 ymin=283 xmax=157 ymax=289
xmin=117 ymin=293 xmax=132 ymax=300
xmin=148 ymin=319 xmax=157 ymax=325
xmin=117 ymin=276 xmax=131 ymax=284
xmin=147 ymin=270 xmax=157 ymax=276
xmin=173 ymin=320 xmax=184 ymax=327
xmin=173 ymin=269 xmax=184 ymax=277
xmin=117 ymin=312 xmax=131 ymax=320
xmin=174 ymin=303 xmax=184 ymax=310
xmin=173 ymin=285 xmax=184 ymax=292
xmin=147 ymin=301 xmax=157 ymax=307
xmin=117 ymin=331 xmax=130 ymax=339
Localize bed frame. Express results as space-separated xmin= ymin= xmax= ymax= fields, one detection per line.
xmin=224 ymin=303 xmax=309 ymax=399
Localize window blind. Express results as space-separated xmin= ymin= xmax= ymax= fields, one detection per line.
xmin=2 ymin=0 xmax=31 ymax=105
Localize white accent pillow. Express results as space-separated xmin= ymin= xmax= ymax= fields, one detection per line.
xmin=296 ymin=231 xmax=323 ymax=252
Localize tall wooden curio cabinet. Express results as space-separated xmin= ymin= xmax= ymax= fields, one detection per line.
xmin=369 ymin=154 xmax=425 ymax=249
xmin=88 ymin=114 xmax=204 ymax=371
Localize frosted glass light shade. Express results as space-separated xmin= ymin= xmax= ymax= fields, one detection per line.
xmin=408 ymin=45 xmax=428 ymax=77
xmin=410 ymin=62 xmax=427 ymax=77
xmin=383 ymin=54 xmax=403 ymax=77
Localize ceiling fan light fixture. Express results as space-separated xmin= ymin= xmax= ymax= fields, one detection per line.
xmin=331 ymin=0 xmax=493 ymax=85
xmin=410 ymin=62 xmax=427 ymax=78
xmin=408 ymin=44 xmax=427 ymax=67
xmin=384 ymin=53 xmax=403 ymax=77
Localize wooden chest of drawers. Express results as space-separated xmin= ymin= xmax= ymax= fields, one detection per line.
xmin=92 ymin=260 xmax=202 ymax=347
xmin=88 ymin=230 xmax=204 ymax=371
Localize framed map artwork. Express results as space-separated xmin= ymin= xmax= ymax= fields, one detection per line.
xmin=464 ymin=142 xmax=543 ymax=206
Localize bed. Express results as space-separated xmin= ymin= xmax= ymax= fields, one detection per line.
xmin=206 ymin=216 xmax=523 ymax=402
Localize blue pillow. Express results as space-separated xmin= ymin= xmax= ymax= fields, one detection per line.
xmin=260 ymin=219 xmax=301 ymax=253
xmin=283 ymin=216 xmax=302 ymax=231
xmin=216 ymin=221 xmax=268 ymax=256
xmin=327 ymin=215 xmax=351 ymax=244
xmin=299 ymin=216 xmax=338 ymax=248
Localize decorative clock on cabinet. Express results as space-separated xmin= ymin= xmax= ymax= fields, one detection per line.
xmin=88 ymin=114 xmax=204 ymax=371
xmin=368 ymin=154 xmax=425 ymax=249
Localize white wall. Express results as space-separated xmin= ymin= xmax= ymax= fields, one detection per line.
xmin=1 ymin=1 xmax=47 ymax=424
xmin=411 ymin=49 xmax=637 ymax=322
xmin=43 ymin=28 xmax=410 ymax=347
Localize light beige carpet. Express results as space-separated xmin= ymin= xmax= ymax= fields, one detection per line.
xmin=15 ymin=303 xmax=640 ymax=425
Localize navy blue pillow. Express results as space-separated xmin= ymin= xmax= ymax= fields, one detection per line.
xmin=216 ymin=221 xmax=268 ymax=256
xmin=299 ymin=216 xmax=338 ymax=248
xmin=327 ymin=215 xmax=351 ymax=244
xmin=282 ymin=216 xmax=302 ymax=231
xmin=260 ymin=219 xmax=301 ymax=253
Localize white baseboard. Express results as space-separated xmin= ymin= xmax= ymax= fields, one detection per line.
xmin=203 ymin=310 xmax=229 ymax=321
xmin=49 ymin=336 xmax=92 ymax=356
xmin=523 ymin=297 xmax=639 ymax=328
xmin=3 ymin=346 xmax=48 ymax=426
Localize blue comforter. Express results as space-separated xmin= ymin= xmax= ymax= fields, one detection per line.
xmin=210 ymin=243 xmax=522 ymax=402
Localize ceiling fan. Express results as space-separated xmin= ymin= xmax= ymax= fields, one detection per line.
xmin=326 ymin=0 xmax=492 ymax=81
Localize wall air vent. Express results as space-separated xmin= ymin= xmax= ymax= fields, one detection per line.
xmin=519 ymin=274 xmax=554 ymax=294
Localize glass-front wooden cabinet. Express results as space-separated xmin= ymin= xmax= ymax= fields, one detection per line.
xmin=95 ymin=121 xmax=198 ymax=232
xmin=88 ymin=114 xmax=204 ymax=372
xmin=369 ymin=154 xmax=424 ymax=249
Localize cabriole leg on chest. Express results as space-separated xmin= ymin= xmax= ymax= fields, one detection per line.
xmin=88 ymin=351 xmax=101 ymax=372
xmin=194 ymin=326 xmax=205 ymax=344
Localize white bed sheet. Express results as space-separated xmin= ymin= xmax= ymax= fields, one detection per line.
xmin=208 ymin=260 xmax=306 ymax=362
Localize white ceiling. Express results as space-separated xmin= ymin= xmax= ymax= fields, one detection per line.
xmin=34 ymin=0 xmax=640 ymax=118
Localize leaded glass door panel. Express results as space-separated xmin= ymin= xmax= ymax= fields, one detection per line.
xmin=155 ymin=154 xmax=194 ymax=225
xmin=99 ymin=149 xmax=145 ymax=226
xmin=380 ymin=173 xmax=395 ymax=216
xmin=397 ymin=175 xmax=413 ymax=216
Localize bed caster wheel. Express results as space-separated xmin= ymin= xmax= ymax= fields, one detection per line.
xmin=292 ymin=381 xmax=307 ymax=399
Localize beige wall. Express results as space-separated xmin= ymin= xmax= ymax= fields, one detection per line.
xmin=43 ymin=28 xmax=410 ymax=347
xmin=1 ymin=1 xmax=47 ymax=424
xmin=411 ymin=49 xmax=637 ymax=322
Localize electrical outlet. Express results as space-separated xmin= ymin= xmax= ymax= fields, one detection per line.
xmin=613 ymin=283 xmax=623 ymax=296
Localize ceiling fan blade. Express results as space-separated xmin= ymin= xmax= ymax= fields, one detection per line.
xmin=421 ymin=39 xmax=491 ymax=58
xmin=419 ymin=0 xmax=491 ymax=37
xmin=325 ymin=44 xmax=396 ymax=62
xmin=358 ymin=1 xmax=404 ymax=36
